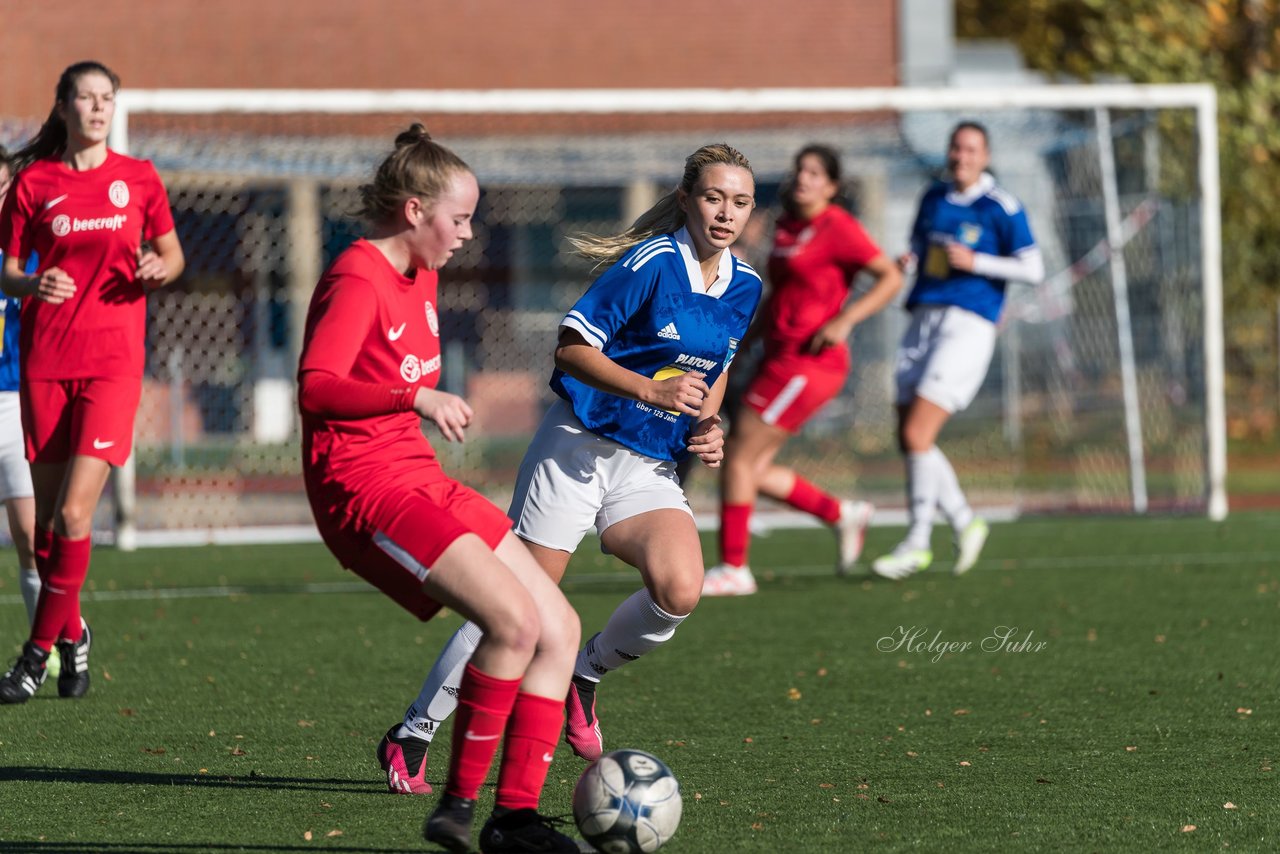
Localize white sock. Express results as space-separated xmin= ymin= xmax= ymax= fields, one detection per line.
xmin=20 ymin=568 xmax=41 ymax=624
xmin=397 ymin=620 xmax=483 ymax=743
xmin=576 ymin=589 xmax=688 ymax=682
xmin=905 ymin=451 xmax=940 ymax=551
xmin=931 ymin=447 xmax=973 ymax=532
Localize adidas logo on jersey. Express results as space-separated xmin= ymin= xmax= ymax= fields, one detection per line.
xmin=657 ymin=322 xmax=681 ymax=340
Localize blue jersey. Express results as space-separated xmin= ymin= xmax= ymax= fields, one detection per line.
xmin=554 ymin=228 xmax=763 ymax=461
xmin=906 ymin=173 xmax=1036 ymax=323
xmin=0 ymin=251 xmax=36 ymax=392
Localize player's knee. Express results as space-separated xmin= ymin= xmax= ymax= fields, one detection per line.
xmin=482 ymin=594 xmax=541 ymax=659
xmin=539 ymin=599 xmax=581 ymax=659
xmin=53 ymin=503 xmax=95 ymax=539
xmin=649 ymin=575 xmax=700 ymax=618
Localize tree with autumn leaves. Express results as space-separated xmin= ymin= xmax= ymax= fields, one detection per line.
xmin=957 ymin=0 xmax=1280 ymax=437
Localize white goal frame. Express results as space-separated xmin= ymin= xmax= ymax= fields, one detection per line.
xmin=107 ymin=84 xmax=1226 ymax=548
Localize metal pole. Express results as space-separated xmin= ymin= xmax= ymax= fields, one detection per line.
xmin=1095 ymin=107 xmax=1149 ymax=513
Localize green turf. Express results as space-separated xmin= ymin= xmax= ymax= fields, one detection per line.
xmin=0 ymin=513 xmax=1276 ymax=852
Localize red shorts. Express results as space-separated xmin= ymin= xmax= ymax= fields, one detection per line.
xmin=313 ymin=474 xmax=513 ymax=621
xmin=741 ymin=351 xmax=847 ymax=433
xmin=21 ymin=377 xmax=142 ymax=466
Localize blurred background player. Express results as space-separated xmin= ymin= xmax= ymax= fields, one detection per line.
xmin=297 ymin=124 xmax=583 ymax=853
xmin=872 ymin=121 xmax=1044 ymax=580
xmin=0 ymin=61 xmax=185 ymax=704
xmin=375 ymin=143 xmax=761 ymax=785
xmin=0 ymin=147 xmax=48 ymax=677
xmin=0 ymin=147 xmax=40 ymax=688
xmin=702 ymin=144 xmax=902 ymax=596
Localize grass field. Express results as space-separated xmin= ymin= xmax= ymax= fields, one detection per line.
xmin=0 ymin=512 xmax=1277 ymax=852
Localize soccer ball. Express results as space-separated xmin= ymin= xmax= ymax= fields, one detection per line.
xmin=572 ymin=749 xmax=682 ymax=853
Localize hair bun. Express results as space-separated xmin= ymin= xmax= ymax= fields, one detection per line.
xmin=395 ymin=123 xmax=432 ymax=148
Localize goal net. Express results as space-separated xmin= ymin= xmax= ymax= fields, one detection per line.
xmin=4 ymin=85 xmax=1224 ymax=545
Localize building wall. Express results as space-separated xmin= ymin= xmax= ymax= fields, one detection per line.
xmin=2 ymin=0 xmax=899 ymax=119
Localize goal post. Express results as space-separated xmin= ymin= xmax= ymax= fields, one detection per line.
xmin=95 ymin=83 xmax=1223 ymax=547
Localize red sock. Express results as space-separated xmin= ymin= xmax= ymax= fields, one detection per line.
xmin=785 ymin=476 xmax=841 ymax=524
xmin=496 ymin=692 xmax=564 ymax=810
xmin=33 ymin=525 xmax=54 ymax=581
xmin=30 ymin=534 xmax=92 ymax=651
xmin=446 ymin=662 xmax=521 ymax=801
xmin=719 ymin=503 xmax=752 ymax=568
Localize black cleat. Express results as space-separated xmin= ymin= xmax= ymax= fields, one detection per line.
xmin=424 ymin=792 xmax=476 ymax=853
xmin=479 ymin=807 xmax=583 ymax=853
xmin=0 ymin=642 xmax=50 ymax=705
xmin=56 ymin=619 xmax=91 ymax=699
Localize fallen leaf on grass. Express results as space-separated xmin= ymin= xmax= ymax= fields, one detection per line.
xmin=750 ymin=822 xmax=764 ymax=831
xmin=1036 ymin=778 xmax=1052 ymax=784
xmin=141 ymin=747 xmax=166 ymax=755
xmin=1180 ymin=825 xmax=1196 ymax=833
xmin=953 ymin=709 xmax=970 ymax=716
xmin=1237 ymin=708 xmax=1253 ymax=715
xmin=1224 ymin=802 xmax=1237 ymax=810
xmin=787 ymin=688 xmax=802 ymax=701
xmin=303 ymin=831 xmax=312 ymax=841
xmin=298 ymin=720 xmax=315 ymax=727
xmin=1125 ymin=746 xmax=1138 ymax=752
xmin=855 ymin=793 xmax=869 ymax=800
xmin=229 ymin=747 xmax=246 ymax=756
xmin=693 ymin=793 xmax=702 ymax=801
xmin=119 ymin=708 xmax=135 ymax=716
xmin=325 ymin=830 xmax=343 ymax=838
xmin=819 ymin=783 xmax=835 ymax=789
xmin=877 ymin=796 xmax=891 ymax=803
xmin=959 ymin=761 xmax=971 ymax=767
xmin=906 ymin=751 xmax=918 ymax=758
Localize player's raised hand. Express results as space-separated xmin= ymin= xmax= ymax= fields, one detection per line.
xmin=945 ymin=242 xmax=976 ymax=272
xmin=686 ymin=413 xmax=724 ymax=467
xmin=33 ymin=266 xmax=76 ymax=304
xmin=136 ymin=246 xmax=170 ymax=288
xmin=413 ymin=387 xmax=474 ymax=443
xmin=649 ymin=370 xmax=708 ymax=416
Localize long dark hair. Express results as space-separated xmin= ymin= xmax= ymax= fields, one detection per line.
xmin=780 ymin=143 xmax=850 ymax=218
xmin=13 ymin=61 xmax=121 ymax=171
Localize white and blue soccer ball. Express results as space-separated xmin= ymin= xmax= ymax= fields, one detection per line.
xmin=572 ymin=749 xmax=682 ymax=853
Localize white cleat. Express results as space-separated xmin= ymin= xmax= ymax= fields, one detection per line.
xmin=953 ymin=518 xmax=990 ymax=576
xmin=834 ymin=499 xmax=874 ymax=576
xmin=871 ymin=544 xmax=933 ymax=580
xmin=701 ymin=563 xmax=758 ymax=597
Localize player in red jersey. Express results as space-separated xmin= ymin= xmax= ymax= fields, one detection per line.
xmin=702 ymin=145 xmax=902 ymax=596
xmin=297 ymin=124 xmax=583 ymax=854
xmin=0 ymin=61 xmax=185 ymax=703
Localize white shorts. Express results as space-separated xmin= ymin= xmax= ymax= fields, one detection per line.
xmin=0 ymin=392 xmax=33 ymax=502
xmin=508 ymin=399 xmax=692 ymax=553
xmin=894 ymin=305 xmax=998 ymax=414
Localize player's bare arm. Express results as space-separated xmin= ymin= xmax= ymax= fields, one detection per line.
xmin=2 ymin=256 xmax=76 ymax=304
xmin=135 ymin=229 xmax=185 ymax=289
xmin=807 ymin=253 xmax=903 ymax=353
xmin=554 ymin=328 xmax=708 ymax=416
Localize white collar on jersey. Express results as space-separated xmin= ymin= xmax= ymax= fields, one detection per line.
xmin=945 ymin=171 xmax=996 ymax=206
xmin=673 ymin=226 xmax=733 ymax=298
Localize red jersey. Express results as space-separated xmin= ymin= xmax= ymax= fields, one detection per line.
xmin=299 ymin=240 xmax=446 ymax=526
xmin=763 ymin=205 xmax=881 ymax=368
xmin=0 ymin=150 xmax=175 ymax=380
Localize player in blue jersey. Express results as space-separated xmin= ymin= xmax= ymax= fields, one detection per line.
xmin=0 ymin=149 xmax=42 ymax=668
xmin=373 ymin=144 xmax=762 ymax=790
xmin=872 ymin=122 xmax=1044 ymax=580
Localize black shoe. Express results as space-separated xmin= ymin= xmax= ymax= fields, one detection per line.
xmin=56 ymin=619 xmax=91 ymax=699
xmin=424 ymin=793 xmax=476 ymax=853
xmin=479 ymin=807 xmax=583 ymax=853
xmin=0 ymin=642 xmax=50 ymax=705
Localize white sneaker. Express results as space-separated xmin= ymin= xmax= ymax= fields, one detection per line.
xmin=953 ymin=517 xmax=989 ymax=576
xmin=834 ymin=499 xmax=874 ymax=576
xmin=701 ymin=564 xmax=758 ymax=597
xmin=871 ymin=544 xmax=933 ymax=580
